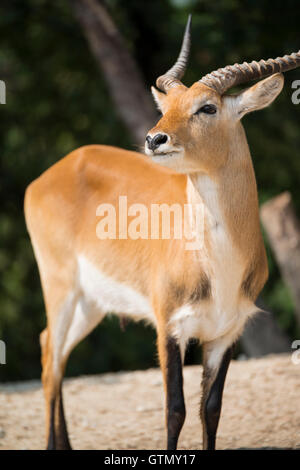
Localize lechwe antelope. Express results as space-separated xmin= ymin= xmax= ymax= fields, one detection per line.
xmin=25 ymin=16 xmax=300 ymax=450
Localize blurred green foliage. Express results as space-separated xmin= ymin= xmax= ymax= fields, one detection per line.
xmin=0 ymin=0 xmax=299 ymax=381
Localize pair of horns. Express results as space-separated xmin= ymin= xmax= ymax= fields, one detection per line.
xmin=157 ymin=15 xmax=300 ymax=95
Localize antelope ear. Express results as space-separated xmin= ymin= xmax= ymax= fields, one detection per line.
xmin=151 ymin=86 xmax=167 ymax=113
xmin=233 ymin=73 xmax=284 ymax=119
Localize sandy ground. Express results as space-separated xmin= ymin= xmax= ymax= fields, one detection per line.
xmin=0 ymin=354 xmax=299 ymax=450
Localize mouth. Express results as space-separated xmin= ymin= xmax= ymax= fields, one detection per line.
xmin=151 ymin=151 xmax=178 ymax=158
xmin=145 ymin=148 xmax=181 ymax=159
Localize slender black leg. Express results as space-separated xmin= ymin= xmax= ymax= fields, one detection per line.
xmin=165 ymin=336 xmax=186 ymax=450
xmin=201 ymin=343 xmax=234 ymax=450
xmin=56 ymin=384 xmax=72 ymax=450
xmin=46 ymin=398 xmax=56 ymax=450
xmin=46 ymin=384 xmax=72 ymax=450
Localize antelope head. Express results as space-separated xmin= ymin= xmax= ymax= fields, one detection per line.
xmin=145 ymin=15 xmax=300 ymax=174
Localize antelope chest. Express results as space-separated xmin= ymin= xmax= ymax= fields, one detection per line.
xmin=168 ymin=175 xmax=257 ymax=345
xmin=169 ymin=228 xmax=255 ymax=346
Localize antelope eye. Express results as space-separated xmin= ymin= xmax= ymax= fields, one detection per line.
xmin=194 ymin=104 xmax=217 ymax=115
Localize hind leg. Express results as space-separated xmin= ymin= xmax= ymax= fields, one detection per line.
xmin=61 ymin=299 xmax=105 ymax=365
xmin=41 ymin=344 xmax=71 ymax=451
xmin=41 ymin=328 xmax=69 ymax=449
xmin=41 ymin=290 xmax=76 ymax=450
xmin=42 ymin=296 xmax=105 ymax=450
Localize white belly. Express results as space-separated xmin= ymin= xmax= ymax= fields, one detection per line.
xmin=77 ymin=255 xmax=155 ymax=324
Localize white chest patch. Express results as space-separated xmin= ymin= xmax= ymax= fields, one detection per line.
xmin=197 ymin=175 xmax=248 ymax=319
xmin=77 ymin=255 xmax=155 ymax=324
xmin=168 ymin=176 xmax=258 ymax=348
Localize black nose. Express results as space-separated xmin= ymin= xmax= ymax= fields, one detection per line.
xmin=146 ymin=133 xmax=168 ymax=151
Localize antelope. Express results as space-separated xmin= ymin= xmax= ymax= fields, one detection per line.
xmin=24 ymin=16 xmax=300 ymax=450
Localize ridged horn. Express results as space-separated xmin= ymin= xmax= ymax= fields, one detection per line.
xmin=156 ymin=15 xmax=192 ymax=93
xmin=200 ymin=51 xmax=300 ymax=95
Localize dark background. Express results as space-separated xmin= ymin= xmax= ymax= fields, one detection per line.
xmin=0 ymin=0 xmax=299 ymax=381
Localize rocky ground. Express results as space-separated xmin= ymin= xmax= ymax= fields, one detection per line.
xmin=0 ymin=354 xmax=299 ymax=450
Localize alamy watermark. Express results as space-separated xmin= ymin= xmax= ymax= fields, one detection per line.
xmin=291 ymin=340 xmax=300 ymax=365
xmin=0 ymin=80 xmax=6 ymax=104
xmin=0 ymin=340 xmax=6 ymax=364
xmin=291 ymin=80 xmax=300 ymax=104
xmin=95 ymin=196 xmax=205 ymax=250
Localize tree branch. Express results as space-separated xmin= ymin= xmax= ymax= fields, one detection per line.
xmin=71 ymin=0 xmax=157 ymax=146
xmin=261 ymin=191 xmax=300 ymax=329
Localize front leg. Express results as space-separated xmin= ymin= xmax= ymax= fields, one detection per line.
xmin=200 ymin=340 xmax=235 ymax=450
xmin=157 ymin=329 xmax=186 ymax=450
